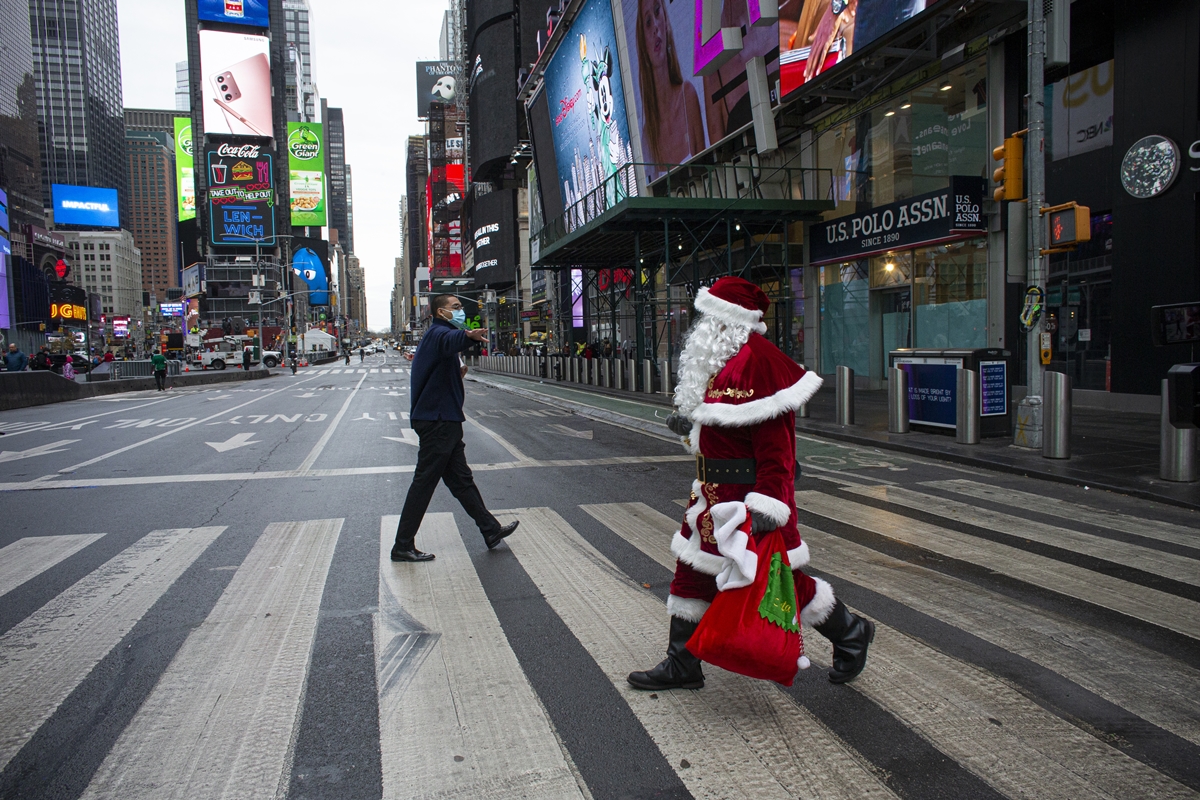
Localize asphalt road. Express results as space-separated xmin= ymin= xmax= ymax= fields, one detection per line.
xmin=1 ymin=351 xmax=1198 ymax=800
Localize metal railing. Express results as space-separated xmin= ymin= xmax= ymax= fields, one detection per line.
xmin=110 ymin=360 xmax=183 ymax=379
xmin=535 ymin=162 xmax=835 ymax=254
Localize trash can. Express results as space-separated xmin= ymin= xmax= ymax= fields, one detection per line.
xmin=889 ymin=348 xmax=1013 ymax=438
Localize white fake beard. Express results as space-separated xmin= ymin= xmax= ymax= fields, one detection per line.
xmin=674 ymin=315 xmax=753 ymax=417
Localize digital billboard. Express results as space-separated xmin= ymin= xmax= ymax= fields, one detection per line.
xmin=205 ymin=141 xmax=276 ymax=246
xmin=471 ymin=189 xmax=517 ymax=288
xmin=182 ymin=263 xmax=203 ymax=297
xmin=198 ymin=0 xmax=270 ymax=29
xmin=618 ymin=0 xmax=778 ymax=182
xmin=0 ymin=236 xmax=11 ymax=330
xmin=287 ymin=122 xmax=326 ymax=226
xmin=542 ymin=0 xmax=637 ymax=222
xmin=50 ymin=284 xmax=88 ymax=325
xmin=174 ymin=117 xmax=196 ymax=221
xmin=416 ymin=61 xmax=462 ymax=118
xmin=199 ymin=30 xmax=273 ymax=137
xmin=291 ymin=238 xmax=331 ymax=305
xmin=469 ymin=19 xmax=520 ymax=180
xmin=0 ymin=188 xmax=9 ymax=233
xmin=780 ymin=0 xmax=938 ymax=99
xmin=51 ymin=185 xmax=120 ymax=228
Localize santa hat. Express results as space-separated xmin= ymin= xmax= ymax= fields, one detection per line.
xmin=694 ymin=277 xmax=770 ymax=330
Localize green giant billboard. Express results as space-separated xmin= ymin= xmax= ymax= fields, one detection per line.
xmin=174 ymin=117 xmax=196 ymax=221
xmin=287 ymin=122 xmax=326 ymax=226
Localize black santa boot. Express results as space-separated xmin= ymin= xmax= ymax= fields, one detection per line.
xmin=627 ymin=616 xmax=705 ymax=690
xmin=814 ymin=599 xmax=875 ymax=684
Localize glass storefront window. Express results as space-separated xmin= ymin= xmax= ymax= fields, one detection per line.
xmin=869 ymin=251 xmax=912 ymax=288
xmin=912 ymin=238 xmax=988 ymax=348
xmin=819 ymin=262 xmax=869 ymax=376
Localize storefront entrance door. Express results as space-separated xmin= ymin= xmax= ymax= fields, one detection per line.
xmin=881 ymin=288 xmax=911 ymax=377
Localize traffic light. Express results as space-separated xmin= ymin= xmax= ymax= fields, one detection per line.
xmin=992 ymin=133 xmax=1025 ymax=202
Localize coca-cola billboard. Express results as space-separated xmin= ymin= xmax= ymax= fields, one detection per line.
xmin=205 ymin=140 xmax=276 ymax=247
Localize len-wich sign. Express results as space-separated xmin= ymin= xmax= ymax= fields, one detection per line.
xmin=810 ymin=176 xmax=986 ymax=265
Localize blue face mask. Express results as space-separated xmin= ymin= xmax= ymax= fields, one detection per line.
xmin=447 ymin=308 xmax=467 ymax=328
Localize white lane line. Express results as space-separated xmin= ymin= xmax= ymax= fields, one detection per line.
xmin=586 ymin=502 xmax=1196 ymax=800
xmin=844 ymin=484 xmax=1200 ymax=586
xmin=296 ymin=373 xmax=368 ymax=474
xmin=81 ymin=519 xmax=340 ymax=800
xmin=377 ymin=514 xmax=585 ymax=799
xmin=0 ymin=397 xmax=176 ymax=439
xmin=0 ymin=534 xmax=105 ymax=597
xmin=329 ymin=368 xmax=341 ymax=374
xmin=926 ymin=479 xmax=1200 ymax=549
xmin=0 ymin=454 xmax=695 ymax=491
xmin=796 ymin=491 xmax=1200 ymax=640
xmin=53 ymin=374 xmax=323 ymax=474
xmin=503 ymin=506 xmax=895 ymax=800
xmin=463 ymin=413 xmax=533 ymax=463
xmin=0 ymin=526 xmax=225 ymax=773
xmin=801 ymin=523 xmax=1200 ymax=748
xmin=369 ymin=368 xmax=379 ymax=373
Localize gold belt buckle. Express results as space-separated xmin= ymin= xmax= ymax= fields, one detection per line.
xmin=696 ymin=454 xmax=707 ymax=484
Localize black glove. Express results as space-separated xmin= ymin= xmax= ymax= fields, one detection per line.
xmin=750 ymin=510 xmax=775 ymax=534
xmin=665 ymin=412 xmax=692 ymax=437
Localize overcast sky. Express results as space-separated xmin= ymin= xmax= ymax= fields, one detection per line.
xmin=117 ymin=0 xmax=447 ymax=332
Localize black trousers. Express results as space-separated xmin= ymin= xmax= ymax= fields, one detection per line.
xmin=394 ymin=420 xmax=500 ymax=549
xmin=154 ymin=369 xmax=166 ymax=390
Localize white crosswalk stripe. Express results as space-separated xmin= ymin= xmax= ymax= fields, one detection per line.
xmin=1 ymin=484 xmax=1198 ymax=799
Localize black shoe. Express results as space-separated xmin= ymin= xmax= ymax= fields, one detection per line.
xmin=627 ymin=616 xmax=705 ymax=690
xmin=814 ymin=599 xmax=875 ymax=684
xmin=483 ymin=520 xmax=519 ymax=550
xmin=390 ymin=548 xmax=435 ymax=562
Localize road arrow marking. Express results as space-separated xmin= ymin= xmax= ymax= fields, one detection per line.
xmin=206 ymin=394 xmax=233 ymax=402
xmin=0 ymin=440 xmax=79 ymax=464
xmin=205 ymin=433 xmax=257 ymax=452
xmin=295 ymin=393 xmax=317 ymax=398
xmin=383 ymin=431 xmax=420 ymax=446
xmin=384 ymin=391 xmax=406 ymax=396
xmin=545 ymin=424 xmax=593 ymax=440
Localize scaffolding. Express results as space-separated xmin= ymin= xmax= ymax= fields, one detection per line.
xmin=532 ymin=162 xmax=834 ymax=379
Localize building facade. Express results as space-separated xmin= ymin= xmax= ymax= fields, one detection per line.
xmin=125 ymin=130 xmax=178 ymax=299
xmin=64 ymin=229 xmax=141 ymax=321
xmin=326 ymin=106 xmax=351 ymax=254
xmin=174 ymin=60 xmax=188 ymax=112
xmin=28 ymin=0 xmax=129 ymax=223
xmin=282 ymin=0 xmax=318 ymax=121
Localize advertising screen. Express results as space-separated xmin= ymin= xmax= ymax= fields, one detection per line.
xmin=50 ymin=284 xmax=89 ymax=325
xmin=205 ymin=141 xmax=276 ymax=246
xmin=543 ymin=0 xmax=637 ymax=222
xmin=619 ymin=0 xmax=778 ymax=181
xmin=199 ymin=30 xmax=273 ymax=137
xmin=471 ymin=189 xmax=517 ymax=287
xmin=0 ymin=188 xmax=8 ymax=233
xmin=198 ymin=0 xmax=270 ymax=29
xmin=0 ymin=236 xmax=10 ymax=330
xmin=291 ymin=238 xmax=331 ymax=305
xmin=159 ymin=302 xmax=185 ymax=317
xmin=780 ymin=0 xmax=938 ymax=99
xmin=1047 ymin=60 xmax=1114 ymax=161
xmin=416 ymin=61 xmax=462 ymax=118
xmin=112 ymin=316 xmax=130 ymax=338
xmin=469 ymin=19 xmax=520 ymax=180
xmin=287 ymin=122 xmax=326 ymax=226
xmin=526 ymin=85 xmax=564 ymax=227
xmin=182 ymin=263 xmax=203 ymax=297
xmin=174 ymin=117 xmax=196 ymax=221
xmin=51 ymin=184 xmax=120 ymax=228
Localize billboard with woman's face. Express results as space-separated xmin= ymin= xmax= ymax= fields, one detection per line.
xmin=619 ymin=0 xmax=779 ymax=182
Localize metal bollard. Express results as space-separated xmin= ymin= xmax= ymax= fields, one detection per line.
xmin=602 ymin=359 xmax=610 ymax=388
xmin=659 ymin=359 xmax=672 ymax=395
xmin=888 ymin=366 xmax=909 ymax=433
xmin=629 ymin=359 xmax=637 ymax=392
xmin=643 ymin=359 xmax=654 ymax=394
xmin=614 ymin=360 xmax=623 ymax=390
xmin=798 ymin=403 xmax=809 ymax=418
xmin=1161 ymin=378 xmax=1198 ymax=482
xmin=836 ymin=366 xmax=855 ymax=425
xmin=1043 ymin=370 xmax=1072 ymax=459
xmin=955 ymin=368 xmax=980 ymax=444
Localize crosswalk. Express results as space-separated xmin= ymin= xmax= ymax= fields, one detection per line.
xmin=305 ymin=367 xmax=410 ymax=375
xmin=1 ymin=478 xmax=1198 ymax=799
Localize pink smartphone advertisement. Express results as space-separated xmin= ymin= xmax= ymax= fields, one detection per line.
xmin=199 ymin=29 xmax=273 ymax=138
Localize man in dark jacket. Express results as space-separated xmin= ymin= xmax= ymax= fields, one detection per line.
xmin=391 ymin=294 xmax=518 ymax=562
xmin=3 ymin=344 xmax=29 ymax=372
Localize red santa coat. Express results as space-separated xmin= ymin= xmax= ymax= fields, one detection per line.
xmin=669 ymin=332 xmax=828 ymax=618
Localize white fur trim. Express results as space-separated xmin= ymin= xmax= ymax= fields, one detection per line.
xmin=671 ymin=531 xmax=730 ymax=576
xmin=683 ymin=422 xmax=702 ymax=455
xmin=691 ymin=371 xmax=824 ymax=428
xmin=798 ymin=655 xmax=811 ymax=669
xmin=787 ymin=541 xmax=810 ymax=568
xmin=801 ymin=576 xmax=837 ymax=626
xmin=709 ymin=502 xmax=757 ymax=591
xmin=667 ymin=594 xmax=711 ymax=622
xmin=744 ymin=492 xmax=790 ymax=528
xmin=683 ymin=479 xmax=705 ymax=535
xmin=695 ymin=286 xmax=766 ymax=330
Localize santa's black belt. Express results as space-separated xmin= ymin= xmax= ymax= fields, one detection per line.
xmin=696 ymin=455 xmax=756 ymax=484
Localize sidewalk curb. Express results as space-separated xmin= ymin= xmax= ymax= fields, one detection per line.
xmin=470 ymin=369 xmax=1200 ymax=512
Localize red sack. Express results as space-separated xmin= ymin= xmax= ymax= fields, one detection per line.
xmin=687 ymin=505 xmax=804 ymax=686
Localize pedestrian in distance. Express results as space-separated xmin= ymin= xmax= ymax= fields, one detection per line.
xmin=3 ymin=343 xmax=29 ymax=372
xmin=151 ymin=349 xmax=168 ymax=391
xmin=360 ymin=347 xmax=366 ymax=362
xmin=242 ymin=347 xmax=252 ymax=371
xmin=391 ymin=293 xmax=519 ymax=563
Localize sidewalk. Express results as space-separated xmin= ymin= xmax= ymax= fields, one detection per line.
xmin=469 ymin=369 xmax=1200 ymax=510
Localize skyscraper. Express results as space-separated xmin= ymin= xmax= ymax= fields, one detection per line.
xmin=125 ymin=130 xmax=178 ymax=299
xmin=282 ymin=0 xmax=317 ymax=121
xmin=326 ymin=106 xmax=350 ymax=253
xmin=174 ymin=61 xmax=189 ymax=112
xmin=1 ymin=0 xmax=43 ymax=229
xmin=344 ymin=163 xmax=354 ymax=255
xmin=28 ymin=0 xmax=129 ymax=223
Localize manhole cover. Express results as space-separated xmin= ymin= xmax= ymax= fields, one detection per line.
xmin=606 ymin=465 xmax=659 ymax=474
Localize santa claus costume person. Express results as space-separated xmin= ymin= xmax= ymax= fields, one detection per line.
xmin=628 ymin=276 xmax=875 ymax=690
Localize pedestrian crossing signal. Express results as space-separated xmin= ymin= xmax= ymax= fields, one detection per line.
xmin=992 ymin=133 xmax=1025 ymax=202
